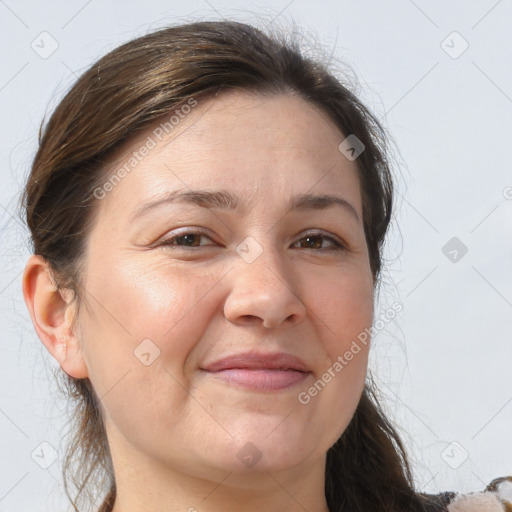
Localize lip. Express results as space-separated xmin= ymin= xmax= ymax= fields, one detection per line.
xmin=200 ymin=352 xmax=311 ymax=391
xmin=201 ymin=352 xmax=309 ymax=372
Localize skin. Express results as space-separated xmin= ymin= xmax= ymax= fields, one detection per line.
xmin=23 ymin=90 xmax=375 ymax=512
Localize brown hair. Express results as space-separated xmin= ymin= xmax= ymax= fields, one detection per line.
xmin=22 ymin=20 xmax=440 ymax=512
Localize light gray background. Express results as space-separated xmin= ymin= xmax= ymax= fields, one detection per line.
xmin=1 ymin=1 xmax=511 ymax=511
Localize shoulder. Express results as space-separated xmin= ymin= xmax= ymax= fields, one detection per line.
xmin=421 ymin=476 xmax=512 ymax=512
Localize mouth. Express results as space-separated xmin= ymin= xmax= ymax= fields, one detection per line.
xmin=200 ymin=352 xmax=311 ymax=391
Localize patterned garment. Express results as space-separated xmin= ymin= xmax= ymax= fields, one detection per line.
xmin=422 ymin=476 xmax=512 ymax=511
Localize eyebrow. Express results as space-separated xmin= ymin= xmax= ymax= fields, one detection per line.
xmin=131 ymin=189 xmax=361 ymax=223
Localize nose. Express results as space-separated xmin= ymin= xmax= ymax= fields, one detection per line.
xmin=223 ymin=246 xmax=307 ymax=329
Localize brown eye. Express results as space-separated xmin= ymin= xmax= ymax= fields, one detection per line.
xmin=159 ymin=231 xmax=214 ymax=248
xmin=299 ymin=236 xmax=323 ymax=249
xmin=293 ymin=233 xmax=344 ymax=251
xmin=175 ymin=234 xmax=201 ymax=246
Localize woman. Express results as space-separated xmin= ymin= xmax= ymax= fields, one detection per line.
xmin=21 ymin=20 xmax=510 ymax=512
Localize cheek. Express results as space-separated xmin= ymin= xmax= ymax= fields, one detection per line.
xmin=77 ymin=260 xmax=226 ymax=445
xmin=297 ymin=271 xmax=372 ymax=447
xmin=78 ymin=256 xmax=222 ymax=397
xmin=300 ymin=266 xmax=372 ymax=431
xmin=305 ymin=264 xmax=374 ymax=357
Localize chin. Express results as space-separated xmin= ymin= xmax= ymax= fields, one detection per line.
xmin=200 ymin=421 xmax=319 ymax=475
xmin=208 ymin=445 xmax=308 ymax=478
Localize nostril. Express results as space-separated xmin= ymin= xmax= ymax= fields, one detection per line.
xmin=262 ymin=313 xmax=296 ymax=329
xmin=241 ymin=315 xmax=262 ymax=324
xmin=236 ymin=315 xmax=276 ymax=328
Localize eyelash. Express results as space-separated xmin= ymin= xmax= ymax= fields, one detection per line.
xmin=158 ymin=229 xmax=345 ymax=252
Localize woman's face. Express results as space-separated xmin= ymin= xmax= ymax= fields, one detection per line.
xmin=73 ymin=91 xmax=374 ymax=481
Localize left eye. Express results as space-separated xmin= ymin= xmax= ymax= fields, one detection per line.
xmin=160 ymin=232 xmax=214 ymax=247
xmin=292 ymin=234 xmax=344 ymax=250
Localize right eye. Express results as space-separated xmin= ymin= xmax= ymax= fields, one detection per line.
xmin=158 ymin=230 xmax=216 ymax=248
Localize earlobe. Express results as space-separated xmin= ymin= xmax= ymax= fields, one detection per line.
xmin=22 ymin=254 xmax=89 ymax=379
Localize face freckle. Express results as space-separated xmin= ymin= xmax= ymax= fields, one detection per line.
xmin=77 ymin=90 xmax=374 ymax=482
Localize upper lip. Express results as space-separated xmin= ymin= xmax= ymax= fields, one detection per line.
xmin=201 ymin=352 xmax=310 ymax=372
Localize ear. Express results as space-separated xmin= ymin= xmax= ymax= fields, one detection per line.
xmin=22 ymin=254 xmax=89 ymax=379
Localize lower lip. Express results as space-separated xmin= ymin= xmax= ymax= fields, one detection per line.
xmin=203 ymin=369 xmax=310 ymax=391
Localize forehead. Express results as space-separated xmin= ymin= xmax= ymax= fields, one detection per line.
xmin=97 ymin=90 xmax=362 ymax=217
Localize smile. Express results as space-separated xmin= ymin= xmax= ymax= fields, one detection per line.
xmin=202 ymin=368 xmax=310 ymax=391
